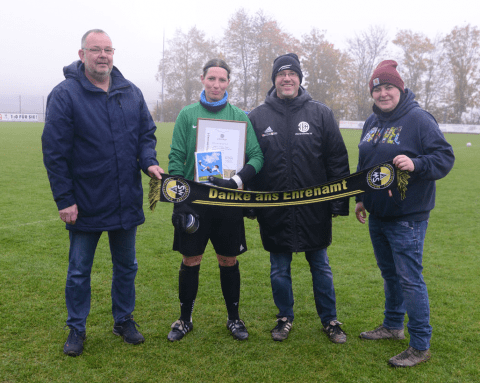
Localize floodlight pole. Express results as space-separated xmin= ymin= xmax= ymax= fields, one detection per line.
xmin=161 ymin=29 xmax=165 ymax=123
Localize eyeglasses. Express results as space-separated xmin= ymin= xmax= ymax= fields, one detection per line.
xmin=83 ymin=47 xmax=115 ymax=55
xmin=277 ymin=71 xmax=298 ymax=78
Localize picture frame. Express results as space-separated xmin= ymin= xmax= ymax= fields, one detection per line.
xmin=196 ymin=118 xmax=247 ymax=180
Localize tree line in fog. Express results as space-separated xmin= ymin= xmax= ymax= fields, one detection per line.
xmin=153 ymin=8 xmax=480 ymax=125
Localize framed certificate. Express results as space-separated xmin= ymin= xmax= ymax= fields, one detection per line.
xmin=196 ymin=118 xmax=247 ymax=180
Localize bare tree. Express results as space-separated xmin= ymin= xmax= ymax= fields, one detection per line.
xmin=347 ymin=26 xmax=389 ymax=120
xmin=301 ymin=29 xmax=352 ymax=119
xmin=223 ymin=9 xmax=301 ymax=110
xmin=393 ymin=30 xmax=435 ymax=98
xmin=422 ymin=35 xmax=446 ymax=119
xmin=249 ymin=10 xmax=301 ymax=108
xmin=392 ymin=30 xmax=447 ymax=121
xmin=223 ymin=9 xmax=256 ymax=110
xmin=156 ymin=26 xmax=216 ymax=119
xmin=442 ymin=24 xmax=480 ymax=123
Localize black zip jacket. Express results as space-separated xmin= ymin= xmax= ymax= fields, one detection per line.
xmin=248 ymin=88 xmax=350 ymax=253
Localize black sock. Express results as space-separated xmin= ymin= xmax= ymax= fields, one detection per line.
xmin=178 ymin=262 xmax=200 ymax=322
xmin=219 ymin=261 xmax=240 ymax=321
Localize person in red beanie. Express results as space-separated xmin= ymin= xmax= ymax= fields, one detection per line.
xmin=355 ymin=60 xmax=455 ymax=367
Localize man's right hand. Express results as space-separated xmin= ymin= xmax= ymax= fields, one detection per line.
xmin=59 ymin=204 xmax=78 ymax=225
xmin=355 ymin=202 xmax=366 ymax=224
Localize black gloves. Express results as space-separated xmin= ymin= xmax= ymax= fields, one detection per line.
xmin=208 ymin=164 xmax=256 ymax=189
xmin=172 ymin=203 xmax=199 ymax=233
xmin=208 ymin=177 xmax=237 ymax=188
xmin=330 ymin=198 xmax=350 ymax=217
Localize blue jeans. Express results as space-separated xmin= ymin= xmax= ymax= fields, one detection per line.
xmin=65 ymin=228 xmax=138 ymax=332
xmin=270 ymin=249 xmax=337 ymax=325
xmin=369 ymin=214 xmax=432 ymax=350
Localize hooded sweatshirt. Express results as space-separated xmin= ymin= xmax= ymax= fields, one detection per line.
xmin=356 ymin=89 xmax=455 ymax=221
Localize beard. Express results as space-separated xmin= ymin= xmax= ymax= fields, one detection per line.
xmin=85 ymin=62 xmax=112 ymax=83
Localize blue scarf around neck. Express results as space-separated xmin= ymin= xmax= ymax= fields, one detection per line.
xmin=200 ymin=90 xmax=228 ymax=113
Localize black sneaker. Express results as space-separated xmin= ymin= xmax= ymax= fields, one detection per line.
xmin=323 ymin=319 xmax=347 ymax=344
xmin=226 ymin=319 xmax=249 ymax=340
xmin=168 ymin=319 xmax=193 ymax=342
xmin=63 ymin=327 xmax=86 ymax=357
xmin=113 ymin=315 xmax=145 ymax=344
xmin=271 ymin=317 xmax=293 ymax=341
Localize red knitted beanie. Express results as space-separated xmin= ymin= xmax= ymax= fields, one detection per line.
xmin=369 ymin=60 xmax=404 ymax=94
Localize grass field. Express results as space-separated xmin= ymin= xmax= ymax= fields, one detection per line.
xmin=0 ymin=122 xmax=479 ymax=382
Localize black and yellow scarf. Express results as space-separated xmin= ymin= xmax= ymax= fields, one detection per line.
xmin=149 ymin=160 xmax=409 ymax=211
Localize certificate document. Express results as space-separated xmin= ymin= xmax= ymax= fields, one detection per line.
xmin=196 ymin=119 xmax=247 ymax=179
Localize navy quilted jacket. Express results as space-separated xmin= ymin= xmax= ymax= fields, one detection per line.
xmin=42 ymin=60 xmax=159 ymax=231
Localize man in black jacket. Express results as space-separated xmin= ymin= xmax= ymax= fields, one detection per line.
xmin=248 ymin=53 xmax=350 ymax=343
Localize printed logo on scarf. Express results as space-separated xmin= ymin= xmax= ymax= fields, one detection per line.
xmin=162 ymin=177 xmax=190 ymax=203
xmin=367 ymin=164 xmax=395 ymax=190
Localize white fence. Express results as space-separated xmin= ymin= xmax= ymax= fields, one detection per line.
xmin=340 ymin=121 xmax=480 ymax=134
xmin=0 ymin=94 xmax=45 ymax=122
xmin=0 ymin=113 xmax=39 ymax=122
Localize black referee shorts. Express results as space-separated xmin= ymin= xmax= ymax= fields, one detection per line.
xmin=173 ymin=205 xmax=247 ymax=257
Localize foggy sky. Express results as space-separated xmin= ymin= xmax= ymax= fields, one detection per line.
xmin=0 ymin=0 xmax=474 ymax=110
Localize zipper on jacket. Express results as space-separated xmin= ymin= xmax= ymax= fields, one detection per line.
xmin=284 ymin=99 xmax=298 ymax=250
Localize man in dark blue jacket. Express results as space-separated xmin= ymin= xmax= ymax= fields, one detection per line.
xmin=42 ymin=29 xmax=163 ymax=357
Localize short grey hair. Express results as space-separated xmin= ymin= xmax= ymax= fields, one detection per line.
xmin=81 ymin=29 xmax=110 ymax=48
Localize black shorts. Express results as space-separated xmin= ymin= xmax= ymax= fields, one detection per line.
xmin=173 ymin=205 xmax=247 ymax=257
